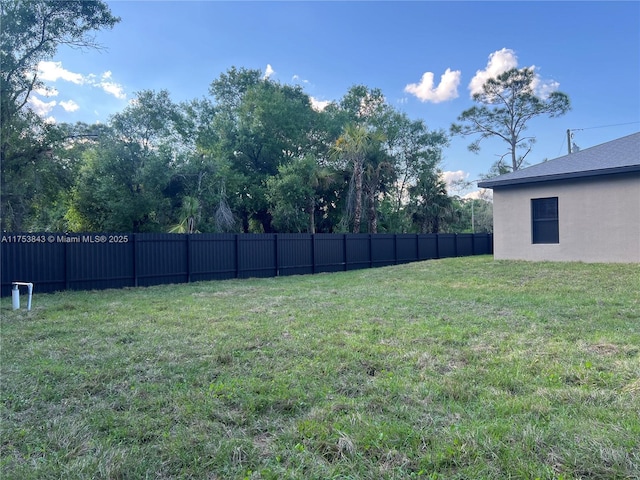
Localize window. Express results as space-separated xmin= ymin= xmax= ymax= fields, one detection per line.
xmin=531 ymin=197 xmax=559 ymax=244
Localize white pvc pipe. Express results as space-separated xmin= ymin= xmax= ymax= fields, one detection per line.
xmin=12 ymin=282 xmax=33 ymax=311
xmin=12 ymin=285 xmax=19 ymax=310
xmin=26 ymin=283 xmax=33 ymax=311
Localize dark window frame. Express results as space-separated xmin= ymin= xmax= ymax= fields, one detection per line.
xmin=531 ymin=197 xmax=559 ymax=244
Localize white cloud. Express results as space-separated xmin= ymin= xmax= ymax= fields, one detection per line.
xmin=27 ymin=95 xmax=57 ymax=116
xmin=86 ymin=71 xmax=126 ymax=99
xmin=441 ymin=170 xmax=492 ymax=197
xmin=468 ymin=48 xmax=560 ymax=99
xmin=264 ymin=64 xmax=275 ymax=79
xmin=404 ymin=68 xmax=461 ymax=103
xmin=531 ymin=75 xmax=560 ymax=100
xmin=35 ymin=86 xmax=59 ymax=97
xmin=468 ymin=48 xmax=518 ymax=96
xmin=98 ymin=81 xmax=127 ymax=99
xmin=293 ymin=74 xmax=309 ymax=84
xmin=59 ymin=100 xmax=80 ymax=112
xmin=36 ymin=60 xmax=127 ymax=101
xmin=310 ymin=97 xmax=331 ymax=112
xmin=441 ymin=170 xmax=468 ymax=188
xmin=463 ymin=189 xmax=493 ymax=201
xmin=440 ymin=171 xmax=493 ymax=201
xmin=38 ymin=61 xmax=85 ymax=84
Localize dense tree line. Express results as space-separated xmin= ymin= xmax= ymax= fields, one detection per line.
xmin=9 ymin=1 xmax=579 ymax=235
xmin=12 ymin=75 xmax=479 ymax=235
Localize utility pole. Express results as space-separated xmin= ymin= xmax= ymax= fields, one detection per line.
xmin=471 ymin=199 xmax=475 ymax=234
xmin=566 ymin=129 xmax=572 ymax=155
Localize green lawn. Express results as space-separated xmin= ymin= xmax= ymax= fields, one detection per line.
xmin=2 ymin=256 xmax=639 ymax=479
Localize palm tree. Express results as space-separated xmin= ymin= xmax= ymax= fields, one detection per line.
xmin=306 ymin=161 xmax=337 ymax=234
xmin=169 ymin=196 xmax=200 ymax=233
xmin=331 ymin=124 xmax=384 ymax=233
xmin=408 ymin=170 xmax=454 ymax=233
xmin=363 ymin=157 xmax=393 ymax=233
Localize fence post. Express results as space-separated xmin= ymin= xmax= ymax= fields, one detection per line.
xmin=311 ymin=234 xmax=316 ymax=275
xmin=343 ymin=234 xmax=348 ymax=271
xmin=394 ymin=234 xmax=398 ymax=265
xmin=64 ymin=238 xmax=70 ymax=290
xmin=274 ymin=234 xmax=279 ymax=277
xmin=132 ymin=233 xmax=138 ymax=287
xmin=235 ymin=234 xmax=240 ymax=278
xmin=186 ymin=234 xmax=191 ymax=283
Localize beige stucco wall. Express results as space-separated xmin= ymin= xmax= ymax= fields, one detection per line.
xmin=492 ymin=173 xmax=640 ymax=263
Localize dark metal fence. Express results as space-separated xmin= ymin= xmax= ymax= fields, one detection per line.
xmin=1 ymin=232 xmax=492 ymax=296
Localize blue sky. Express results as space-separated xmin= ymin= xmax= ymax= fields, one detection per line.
xmin=30 ymin=1 xmax=640 ymax=195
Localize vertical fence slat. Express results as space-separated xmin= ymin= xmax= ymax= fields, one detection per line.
xmin=133 ymin=234 xmax=138 ymax=287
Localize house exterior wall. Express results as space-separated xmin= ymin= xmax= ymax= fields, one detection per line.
xmin=492 ymin=173 xmax=640 ymax=263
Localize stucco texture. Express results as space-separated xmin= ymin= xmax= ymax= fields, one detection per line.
xmin=492 ymin=173 xmax=640 ymax=263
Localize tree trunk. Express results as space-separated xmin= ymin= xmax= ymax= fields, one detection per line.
xmin=421 ymin=217 xmax=429 ymax=234
xmin=367 ymin=187 xmax=377 ymax=234
xmin=352 ymin=157 xmax=363 ymax=233
xmin=510 ymin=137 xmax=518 ymax=171
xmin=308 ymin=197 xmax=315 ymax=234
xmin=432 ymin=215 xmax=440 ymax=234
xmin=256 ymin=209 xmax=273 ymax=233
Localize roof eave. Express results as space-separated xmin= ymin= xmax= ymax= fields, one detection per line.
xmin=478 ymin=165 xmax=640 ymax=189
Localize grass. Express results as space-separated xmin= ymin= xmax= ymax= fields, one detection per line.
xmin=1 ymin=256 xmax=639 ymax=479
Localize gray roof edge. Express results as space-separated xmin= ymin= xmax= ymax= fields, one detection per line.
xmin=478 ymin=164 xmax=640 ymax=189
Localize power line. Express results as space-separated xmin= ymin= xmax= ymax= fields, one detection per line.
xmin=569 ymin=121 xmax=640 ymax=132
xmin=562 ymin=121 xmax=640 ymax=155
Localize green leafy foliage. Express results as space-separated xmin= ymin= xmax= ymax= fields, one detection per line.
xmin=1 ymin=2 xmax=482 ymax=234
xmin=66 ymin=92 xmax=178 ymax=232
xmin=0 ymin=0 xmax=119 ymax=231
xmin=451 ymin=67 xmax=570 ymax=172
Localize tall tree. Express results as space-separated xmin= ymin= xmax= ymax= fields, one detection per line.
xmin=208 ymin=68 xmax=318 ymax=232
xmin=0 ymin=0 xmax=119 ymax=121
xmin=338 ymin=85 xmax=387 ymax=126
xmin=170 ymin=98 xmax=240 ymax=233
xmin=267 ymin=155 xmax=335 ymax=233
xmin=29 ymin=122 xmax=106 ymax=231
xmin=66 ymin=131 xmax=172 ymax=232
xmin=408 ymin=168 xmax=455 ymax=234
xmin=0 ymin=0 xmax=119 ymax=230
xmin=66 ymin=91 xmax=179 ymax=232
xmin=380 ymin=111 xmax=448 ymax=232
xmin=451 ymin=67 xmax=570 ymax=172
xmin=362 ymin=138 xmax=401 ymax=234
xmin=331 ymin=124 xmax=384 ymax=233
xmin=0 ymin=111 xmax=60 ymax=232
